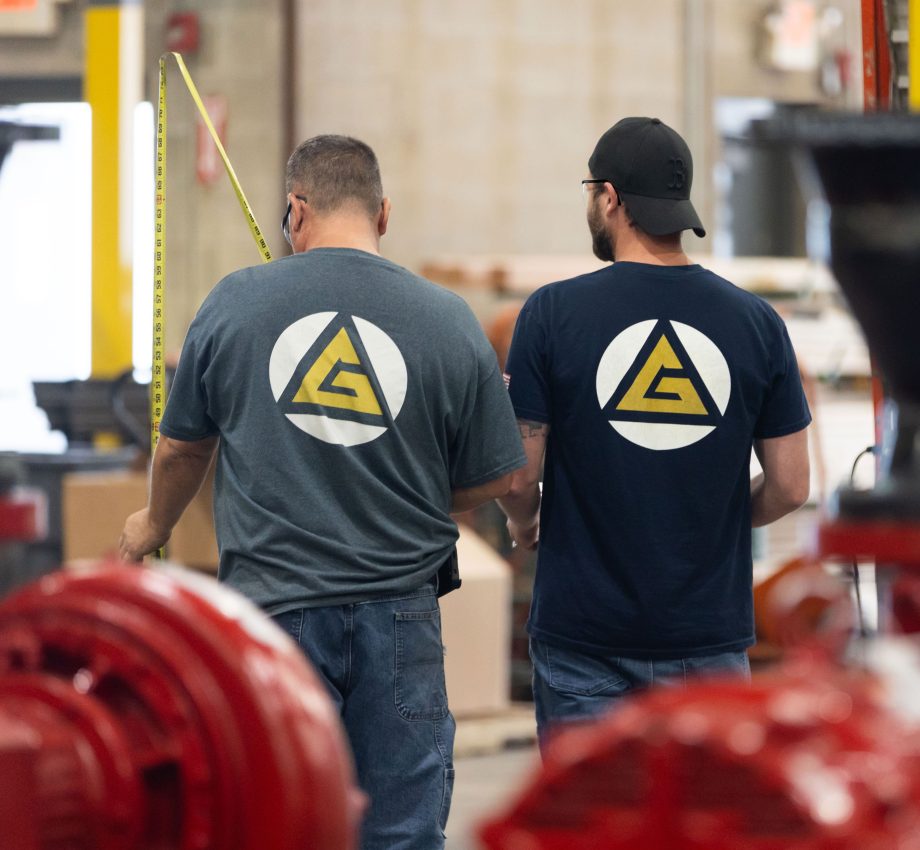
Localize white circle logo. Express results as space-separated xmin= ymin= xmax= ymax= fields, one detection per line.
xmin=595 ymin=319 xmax=731 ymax=451
xmin=268 ymin=312 xmax=407 ymax=446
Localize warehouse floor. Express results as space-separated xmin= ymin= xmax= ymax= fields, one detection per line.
xmin=447 ymin=745 xmax=538 ymax=850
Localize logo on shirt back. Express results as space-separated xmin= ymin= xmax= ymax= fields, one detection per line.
xmin=595 ymin=319 xmax=731 ymax=450
xmin=268 ymin=312 xmax=407 ymax=446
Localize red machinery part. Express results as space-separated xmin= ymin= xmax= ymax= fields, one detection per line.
xmin=890 ymin=575 xmax=920 ymax=635
xmin=861 ymin=0 xmax=893 ymax=111
xmin=0 ymin=488 xmax=46 ymax=542
xmin=0 ymin=565 xmax=363 ymax=850
xmin=480 ymin=666 xmax=920 ymax=850
xmin=819 ymin=520 xmax=920 ymax=566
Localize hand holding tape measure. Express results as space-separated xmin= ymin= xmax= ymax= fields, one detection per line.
xmin=152 ymin=52 xmax=272 ymax=555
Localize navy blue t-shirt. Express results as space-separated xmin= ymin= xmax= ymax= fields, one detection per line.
xmin=505 ymin=262 xmax=811 ymax=659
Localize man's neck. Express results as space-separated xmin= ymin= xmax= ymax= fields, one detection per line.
xmin=614 ymin=229 xmax=691 ymax=266
xmin=299 ymin=214 xmax=381 ymax=255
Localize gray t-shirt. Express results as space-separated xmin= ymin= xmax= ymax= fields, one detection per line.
xmin=161 ymin=248 xmax=525 ymax=612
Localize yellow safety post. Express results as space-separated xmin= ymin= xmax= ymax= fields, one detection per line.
xmin=84 ymin=0 xmax=143 ymax=378
xmin=911 ymin=0 xmax=920 ymax=111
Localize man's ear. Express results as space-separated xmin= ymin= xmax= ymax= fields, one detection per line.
xmin=378 ymin=197 xmax=391 ymax=237
xmin=595 ymin=183 xmax=617 ymax=218
xmin=290 ymin=196 xmax=310 ymax=242
xmin=602 ymin=183 xmax=620 ymax=218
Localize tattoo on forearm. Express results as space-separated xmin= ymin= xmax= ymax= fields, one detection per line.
xmin=518 ymin=419 xmax=548 ymax=439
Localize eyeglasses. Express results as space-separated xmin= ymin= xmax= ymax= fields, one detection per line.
xmin=282 ymin=194 xmax=308 ymax=246
xmin=581 ymin=179 xmax=609 ymax=197
xmin=581 ymin=179 xmax=620 ymax=205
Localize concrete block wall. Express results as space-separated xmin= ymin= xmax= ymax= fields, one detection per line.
xmin=146 ymin=0 xmax=288 ymax=353
xmin=294 ymin=0 xmax=685 ymax=273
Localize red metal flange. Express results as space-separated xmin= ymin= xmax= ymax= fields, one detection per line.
xmin=481 ymin=664 xmax=920 ymax=849
xmin=0 ymin=565 xmax=363 ymax=850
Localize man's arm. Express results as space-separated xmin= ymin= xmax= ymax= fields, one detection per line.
xmin=119 ymin=434 xmax=219 ymax=561
xmin=497 ymin=419 xmax=549 ymax=550
xmin=451 ymin=472 xmax=514 ymax=514
xmin=751 ymin=428 xmax=810 ymax=528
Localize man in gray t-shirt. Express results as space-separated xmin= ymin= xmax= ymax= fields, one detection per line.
xmin=120 ymin=135 xmax=525 ymax=850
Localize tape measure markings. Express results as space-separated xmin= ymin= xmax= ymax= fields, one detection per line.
xmin=152 ymin=52 xmax=273 ymax=557
xmin=152 ymin=56 xmax=167 ymax=457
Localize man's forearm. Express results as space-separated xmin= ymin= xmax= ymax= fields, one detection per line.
xmin=119 ymin=435 xmax=218 ymax=562
xmin=498 ymin=482 xmax=541 ymax=527
xmin=148 ymin=436 xmax=218 ymax=536
xmin=751 ymin=430 xmax=810 ymax=527
xmin=497 ymin=418 xmax=548 ymax=528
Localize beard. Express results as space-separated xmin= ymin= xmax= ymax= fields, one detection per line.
xmin=587 ymin=198 xmax=615 ymax=262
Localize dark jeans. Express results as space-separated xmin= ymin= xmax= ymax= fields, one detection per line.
xmin=530 ymin=637 xmax=751 ymax=755
xmin=272 ymin=585 xmax=455 ymax=850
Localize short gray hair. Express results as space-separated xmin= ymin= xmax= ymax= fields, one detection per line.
xmin=285 ymin=135 xmax=383 ymax=219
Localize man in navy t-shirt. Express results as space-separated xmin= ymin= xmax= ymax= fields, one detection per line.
xmin=499 ymin=117 xmax=811 ymax=750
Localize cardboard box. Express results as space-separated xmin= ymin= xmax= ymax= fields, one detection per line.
xmin=62 ymin=465 xmax=218 ymax=572
xmin=62 ymin=472 xmax=512 ymax=714
xmin=440 ymin=525 xmax=512 ymax=717
xmin=62 ymin=470 xmax=146 ymax=563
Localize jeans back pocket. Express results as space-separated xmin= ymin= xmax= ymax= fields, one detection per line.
xmin=534 ymin=639 xmax=628 ymax=696
xmin=394 ymin=610 xmax=449 ymax=721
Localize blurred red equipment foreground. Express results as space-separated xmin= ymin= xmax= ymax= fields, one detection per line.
xmin=480 ymin=664 xmax=920 ymax=850
xmin=0 ymin=565 xmax=363 ymax=850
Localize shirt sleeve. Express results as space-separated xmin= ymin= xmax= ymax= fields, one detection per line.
xmin=448 ymin=332 xmax=527 ymax=490
xmin=753 ymin=318 xmax=812 ymax=440
xmin=504 ymin=302 xmax=551 ymax=424
xmin=159 ymin=312 xmax=219 ymax=441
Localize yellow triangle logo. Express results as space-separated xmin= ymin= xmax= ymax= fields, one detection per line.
xmin=615 ymin=334 xmax=708 ymax=415
xmin=293 ymin=327 xmax=383 ymax=415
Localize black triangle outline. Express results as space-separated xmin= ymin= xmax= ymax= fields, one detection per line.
xmin=277 ymin=314 xmax=394 ymax=427
xmin=603 ymin=320 xmax=723 ymax=426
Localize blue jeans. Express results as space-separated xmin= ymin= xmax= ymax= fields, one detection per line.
xmin=530 ymin=637 xmax=750 ymax=755
xmin=271 ymin=585 xmax=455 ymax=850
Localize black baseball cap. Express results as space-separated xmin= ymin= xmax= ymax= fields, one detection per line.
xmin=588 ymin=117 xmax=705 ymax=238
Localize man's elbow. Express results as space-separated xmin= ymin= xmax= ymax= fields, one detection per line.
xmin=781 ymin=477 xmax=810 ymax=513
xmin=505 ymin=467 xmax=538 ymax=501
xmin=160 ymin=434 xmax=219 ymax=462
xmin=486 ymin=472 xmax=515 ymax=500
